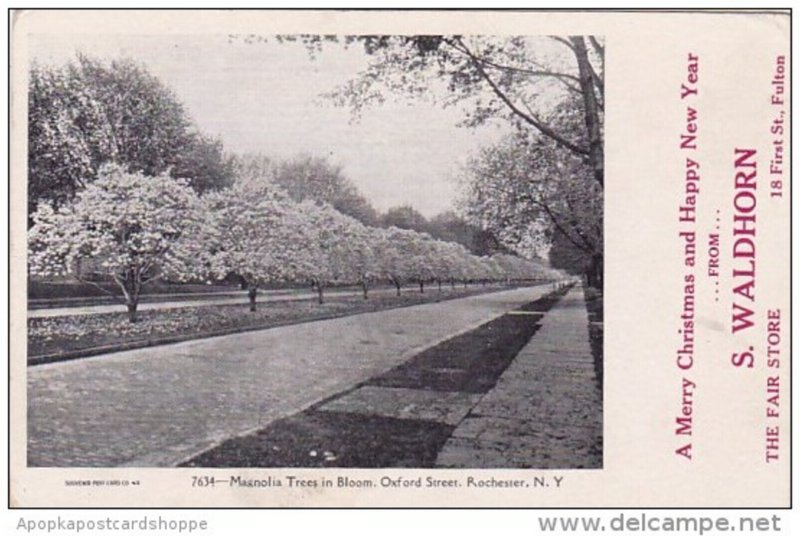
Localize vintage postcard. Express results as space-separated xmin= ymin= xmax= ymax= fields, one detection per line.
xmin=8 ymin=9 xmax=790 ymax=507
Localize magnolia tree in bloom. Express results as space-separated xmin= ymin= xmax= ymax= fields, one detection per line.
xmin=405 ymin=233 xmax=438 ymax=293
xmin=313 ymin=206 xmax=379 ymax=299
xmin=28 ymin=164 xmax=205 ymax=322
xmin=492 ymin=254 xmax=521 ymax=283
xmin=462 ymin=254 xmax=484 ymax=287
xmin=299 ymin=201 xmax=370 ymax=304
xmin=490 ymin=253 xmax=545 ymax=282
xmin=426 ymin=239 xmax=468 ymax=292
xmin=477 ymin=256 xmax=503 ymax=285
xmin=202 ymin=182 xmax=312 ymax=311
xmin=349 ymin=225 xmax=379 ymax=299
xmin=434 ymin=244 xmax=469 ymax=286
xmin=373 ymin=227 xmax=414 ymax=295
xmin=321 ymin=204 xmax=379 ymax=301
xmin=447 ymin=244 xmax=474 ymax=288
xmin=449 ymin=243 xmax=474 ymax=288
xmin=428 ymin=240 xmax=454 ymax=291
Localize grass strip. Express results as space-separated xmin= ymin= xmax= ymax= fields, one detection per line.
xmin=28 ymin=285 xmax=522 ymax=365
xmin=181 ymin=412 xmax=454 ymax=468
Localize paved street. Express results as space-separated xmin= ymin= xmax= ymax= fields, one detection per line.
xmin=28 ymin=285 xmax=552 ymax=467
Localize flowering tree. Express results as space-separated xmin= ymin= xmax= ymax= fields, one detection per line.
xmin=349 ymin=225 xmax=379 ymax=299
xmin=476 ymin=256 xmax=501 ymax=285
xmin=298 ymin=202 xmax=367 ymax=304
xmin=28 ymin=164 xmax=205 ymax=322
xmin=448 ymin=245 xmax=473 ymax=288
xmin=426 ymin=239 xmax=466 ymax=292
xmin=28 ymin=55 xmax=234 ymax=219
xmin=369 ymin=227 xmax=409 ymax=295
xmin=202 ymin=182 xmax=311 ymax=311
xmin=491 ymin=253 xmax=527 ymax=283
xmin=444 ymin=243 xmax=472 ymax=288
xmin=28 ymin=60 xmax=112 ymax=217
xmin=427 ymin=240 xmax=451 ymax=291
xmin=373 ymin=227 xmax=432 ymax=295
xmin=405 ymin=233 xmax=437 ymax=293
xmin=460 ymin=122 xmax=603 ymax=286
xmin=316 ymin=206 xmax=377 ymax=301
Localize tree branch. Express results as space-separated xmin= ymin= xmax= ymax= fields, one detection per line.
xmin=563 ymin=196 xmax=601 ymax=252
xmin=551 ymin=36 xmax=577 ymax=52
xmin=589 ymin=36 xmax=604 ymax=57
xmin=141 ymin=271 xmax=166 ymax=285
xmin=74 ymin=273 xmax=126 ymax=305
xmin=569 ymin=36 xmax=605 ymax=186
xmin=465 ymin=52 xmax=582 ymax=93
xmin=111 ymin=272 xmax=132 ymax=304
xmin=587 ymin=61 xmax=604 ymax=99
xmin=448 ymin=38 xmax=589 ymax=157
xmin=518 ymin=192 xmax=595 ymax=255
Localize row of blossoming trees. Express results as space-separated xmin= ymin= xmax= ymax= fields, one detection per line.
xmin=29 ymin=165 xmax=561 ymax=322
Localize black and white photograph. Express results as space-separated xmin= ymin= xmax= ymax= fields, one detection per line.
xmin=24 ymin=30 xmax=603 ymax=470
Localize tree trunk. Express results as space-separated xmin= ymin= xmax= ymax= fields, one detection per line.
xmin=437 ymin=279 xmax=442 ymax=292
xmin=122 ymin=268 xmax=141 ymax=323
xmin=394 ymin=280 xmax=401 ymax=296
xmin=361 ymin=280 xmax=369 ymax=299
xmin=126 ymin=302 xmax=138 ymax=323
xmin=317 ymin=284 xmax=324 ymax=304
xmin=419 ymin=280 xmax=424 ymax=293
xmin=450 ymin=279 xmax=455 ymax=289
xmin=587 ymin=253 xmax=603 ymax=289
xmin=570 ymin=36 xmax=604 ymax=187
xmin=248 ymin=286 xmax=257 ymax=312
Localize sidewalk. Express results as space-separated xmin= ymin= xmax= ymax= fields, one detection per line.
xmin=436 ymin=286 xmax=602 ymax=468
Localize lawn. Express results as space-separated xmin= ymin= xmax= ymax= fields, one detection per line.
xmin=28 ymin=284 xmax=527 ymax=363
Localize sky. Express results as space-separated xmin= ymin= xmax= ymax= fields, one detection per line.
xmin=30 ymin=34 xmax=511 ymax=217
